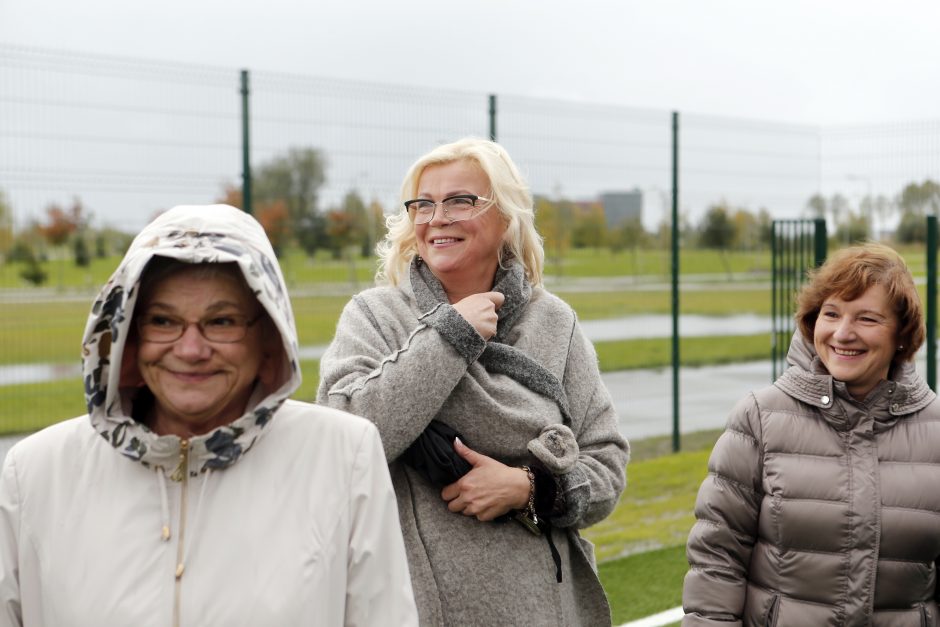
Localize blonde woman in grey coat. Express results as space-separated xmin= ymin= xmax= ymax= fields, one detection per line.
xmin=317 ymin=137 xmax=630 ymax=626
xmin=683 ymin=243 xmax=940 ymax=626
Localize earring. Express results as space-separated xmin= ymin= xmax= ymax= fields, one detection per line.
xmin=897 ymin=345 xmax=904 ymax=352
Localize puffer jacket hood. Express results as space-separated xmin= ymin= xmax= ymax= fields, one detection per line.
xmin=81 ymin=204 xmax=301 ymax=475
xmin=775 ymin=331 xmax=934 ymax=428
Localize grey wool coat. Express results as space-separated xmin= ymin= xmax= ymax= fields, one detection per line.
xmin=683 ymin=332 xmax=940 ymax=627
xmin=317 ymin=260 xmax=630 ymax=626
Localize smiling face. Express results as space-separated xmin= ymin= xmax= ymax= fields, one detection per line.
xmin=813 ymin=283 xmax=899 ymax=399
xmin=413 ymin=160 xmax=508 ymax=301
xmin=132 ymin=266 xmax=266 ymax=438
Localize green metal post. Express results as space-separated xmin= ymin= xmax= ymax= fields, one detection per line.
xmin=488 ymin=94 xmax=497 ymax=142
xmin=771 ymin=221 xmax=778 ymax=380
xmin=240 ymin=69 xmax=252 ymax=215
xmin=927 ymin=215 xmax=937 ymax=391
xmin=671 ymin=111 xmax=680 ymax=452
xmin=813 ymin=218 xmax=827 ymax=267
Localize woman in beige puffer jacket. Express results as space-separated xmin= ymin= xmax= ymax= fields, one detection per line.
xmin=683 ymin=243 xmax=940 ymax=626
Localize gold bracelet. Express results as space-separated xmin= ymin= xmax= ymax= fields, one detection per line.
xmin=521 ymin=465 xmax=537 ymax=525
xmin=512 ymin=465 xmax=540 ymax=535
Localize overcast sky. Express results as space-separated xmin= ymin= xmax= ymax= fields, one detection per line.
xmin=2 ymin=0 xmax=938 ymax=126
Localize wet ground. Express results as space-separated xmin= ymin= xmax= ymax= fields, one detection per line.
xmin=0 ymin=314 xmax=771 ymax=386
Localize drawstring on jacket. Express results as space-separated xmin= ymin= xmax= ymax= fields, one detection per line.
xmin=184 ymin=468 xmax=213 ymax=570
xmin=157 ymin=468 xmax=171 ymax=541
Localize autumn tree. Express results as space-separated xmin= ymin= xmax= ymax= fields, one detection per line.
xmin=365 ymin=200 xmax=387 ymax=257
xmin=256 ymin=200 xmax=290 ymax=257
xmin=833 ymin=210 xmax=870 ymax=244
xmin=252 ymin=147 xmax=328 ymax=257
xmin=610 ymin=217 xmax=647 ymax=277
xmin=534 ymin=196 xmax=572 ymax=276
xmin=40 ymin=202 xmax=81 ymax=247
xmin=828 ymin=194 xmax=850 ymax=238
xmin=698 ymin=202 xmax=735 ymax=279
xmin=895 ymin=179 xmax=940 ymax=244
xmin=325 ymin=190 xmax=367 ymax=255
xmin=805 ymin=193 xmax=827 ymax=220
xmin=0 ymin=190 xmax=12 ymax=262
xmin=216 ymin=183 xmax=243 ymax=210
xmin=571 ymin=202 xmax=607 ymax=249
xmin=39 ymin=198 xmax=92 ymax=268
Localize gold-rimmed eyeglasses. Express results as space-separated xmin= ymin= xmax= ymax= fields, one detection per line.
xmin=136 ymin=312 xmax=261 ymax=343
xmin=403 ymin=194 xmax=492 ymax=225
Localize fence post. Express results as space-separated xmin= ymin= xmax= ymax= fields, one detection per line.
xmin=771 ymin=219 xmax=828 ymax=381
xmin=488 ymin=94 xmax=497 ymax=142
xmin=927 ymin=215 xmax=937 ymax=391
xmin=671 ymin=111 xmax=680 ymax=453
xmin=771 ymin=221 xmax=778 ymax=379
xmin=240 ymin=69 xmax=252 ymax=215
xmin=813 ymin=218 xmax=827 ymax=267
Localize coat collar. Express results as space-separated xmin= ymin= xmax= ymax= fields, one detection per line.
xmin=774 ymin=331 xmax=935 ymax=430
xmin=409 ymin=256 xmax=532 ymax=340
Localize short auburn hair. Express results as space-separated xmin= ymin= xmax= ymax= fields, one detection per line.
xmin=796 ymin=242 xmax=923 ymax=365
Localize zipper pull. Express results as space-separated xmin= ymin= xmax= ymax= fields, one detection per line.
xmin=170 ymin=439 xmax=190 ymax=482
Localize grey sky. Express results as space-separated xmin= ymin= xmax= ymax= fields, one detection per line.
xmin=2 ymin=0 xmax=938 ymax=126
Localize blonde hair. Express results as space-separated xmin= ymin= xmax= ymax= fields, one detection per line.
xmin=375 ymin=137 xmax=544 ymax=286
xmin=796 ymin=242 xmax=924 ymax=366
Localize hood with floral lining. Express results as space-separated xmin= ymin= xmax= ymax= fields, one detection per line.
xmin=81 ymin=204 xmax=301 ymax=477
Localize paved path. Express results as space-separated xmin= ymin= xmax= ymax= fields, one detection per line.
xmin=610 ymin=360 xmax=771 ymax=442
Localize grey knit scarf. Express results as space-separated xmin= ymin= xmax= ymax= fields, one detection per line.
xmin=410 ymin=258 xmax=573 ymax=426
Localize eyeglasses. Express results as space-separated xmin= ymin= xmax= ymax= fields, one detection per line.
xmin=136 ymin=312 xmax=261 ymax=343
xmin=403 ymin=194 xmax=492 ymax=225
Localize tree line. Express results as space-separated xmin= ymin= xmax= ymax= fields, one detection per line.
xmin=1 ymin=145 xmax=938 ymax=286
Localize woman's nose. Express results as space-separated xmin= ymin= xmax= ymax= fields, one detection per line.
xmin=427 ymin=203 xmax=451 ymax=226
xmin=174 ymin=323 xmax=212 ymax=358
xmin=833 ymin=318 xmax=856 ymax=340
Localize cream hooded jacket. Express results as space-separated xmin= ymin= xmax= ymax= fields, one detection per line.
xmin=0 ymin=205 xmax=417 ymax=627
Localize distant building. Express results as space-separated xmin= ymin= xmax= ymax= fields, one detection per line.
xmin=600 ymin=190 xmax=643 ymax=228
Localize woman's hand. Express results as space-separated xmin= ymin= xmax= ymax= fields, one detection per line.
xmin=452 ymin=292 xmax=505 ymax=340
xmin=441 ymin=438 xmax=530 ymax=521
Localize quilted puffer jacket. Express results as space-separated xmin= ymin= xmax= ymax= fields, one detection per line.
xmin=683 ymin=332 xmax=940 ymax=626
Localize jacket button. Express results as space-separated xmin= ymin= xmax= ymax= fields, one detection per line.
xmin=891 ymin=403 xmax=900 ymax=412
xmin=821 ymin=395 xmax=830 ymax=404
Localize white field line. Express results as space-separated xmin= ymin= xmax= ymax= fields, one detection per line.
xmin=617 ymin=605 xmax=684 ymax=627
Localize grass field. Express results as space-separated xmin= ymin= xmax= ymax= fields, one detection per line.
xmin=0 ymin=246 xmax=777 ymax=289
xmin=590 ymin=429 xmax=722 ymax=624
xmin=3 ymin=243 xmax=931 ymax=290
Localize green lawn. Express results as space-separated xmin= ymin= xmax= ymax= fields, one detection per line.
xmin=590 ymin=429 xmax=722 ymax=624
xmin=1 ymin=246 xmax=775 ymax=289
xmin=599 ymin=545 xmax=687 ymax=625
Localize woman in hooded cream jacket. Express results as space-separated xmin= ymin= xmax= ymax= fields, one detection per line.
xmin=0 ymin=204 xmax=418 ymax=627
xmin=683 ymin=243 xmax=940 ymax=626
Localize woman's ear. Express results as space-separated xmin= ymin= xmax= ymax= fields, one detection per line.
xmin=119 ymin=336 xmax=145 ymax=388
xmin=258 ymin=319 xmax=286 ymax=393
